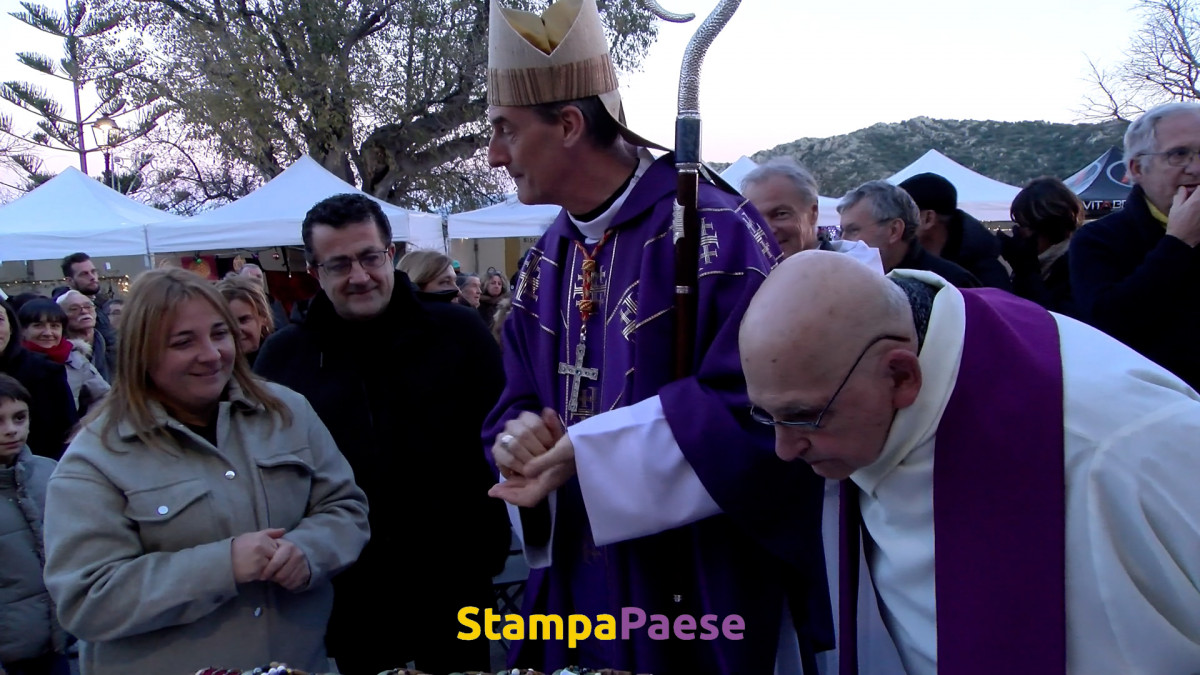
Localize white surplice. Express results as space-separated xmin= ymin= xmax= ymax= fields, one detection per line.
xmin=850 ymin=269 xmax=1200 ymax=675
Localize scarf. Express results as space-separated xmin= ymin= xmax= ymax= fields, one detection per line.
xmin=22 ymin=339 xmax=72 ymax=365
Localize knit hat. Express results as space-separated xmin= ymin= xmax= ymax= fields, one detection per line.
xmin=899 ymin=173 xmax=958 ymax=215
xmin=487 ymin=0 xmax=663 ymax=150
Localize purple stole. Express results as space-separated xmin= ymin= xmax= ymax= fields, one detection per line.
xmin=840 ymin=288 xmax=1066 ymax=674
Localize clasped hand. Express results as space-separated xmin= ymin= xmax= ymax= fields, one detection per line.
xmin=231 ymin=528 xmax=311 ymax=591
xmin=489 ymin=408 xmax=577 ymax=507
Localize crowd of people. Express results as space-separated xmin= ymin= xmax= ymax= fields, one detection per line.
xmin=2 ymin=0 xmax=1200 ymax=673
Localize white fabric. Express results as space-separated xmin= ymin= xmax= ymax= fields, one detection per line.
xmin=145 ymin=156 xmax=417 ymax=252
xmin=405 ymin=212 xmax=447 ymax=253
xmin=823 ymin=239 xmax=885 ymax=274
xmin=886 ymin=149 xmax=1020 ymax=222
xmin=570 ymin=395 xmax=721 ymax=547
xmin=502 ymin=476 xmax=557 ymax=569
xmin=569 ymin=149 xmax=655 ymax=243
xmin=447 ymin=195 xmax=560 ymax=239
xmin=814 ymin=480 xmax=906 ymax=675
xmin=848 ymin=269 xmax=1200 ymax=674
xmin=0 ymin=166 xmax=170 ymax=260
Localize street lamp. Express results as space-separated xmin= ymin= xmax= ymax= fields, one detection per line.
xmin=91 ymin=115 xmax=121 ymax=190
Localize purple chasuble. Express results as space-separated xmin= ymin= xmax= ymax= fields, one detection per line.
xmin=483 ymin=155 xmax=831 ymax=673
xmin=840 ymin=288 xmax=1066 ymax=674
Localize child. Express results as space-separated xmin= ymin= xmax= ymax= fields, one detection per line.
xmin=0 ymin=374 xmax=69 ymax=675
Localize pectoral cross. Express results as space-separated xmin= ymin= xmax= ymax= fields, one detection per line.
xmin=558 ymin=340 xmax=599 ymax=414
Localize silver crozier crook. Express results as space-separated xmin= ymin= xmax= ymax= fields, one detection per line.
xmin=643 ymin=0 xmax=743 ymax=379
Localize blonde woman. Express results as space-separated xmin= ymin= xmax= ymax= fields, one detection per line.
xmin=397 ymin=250 xmax=458 ymax=299
xmin=216 ymin=276 xmax=275 ymax=367
xmin=41 ymin=268 xmax=369 ymax=675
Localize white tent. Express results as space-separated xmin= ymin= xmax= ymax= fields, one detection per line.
xmin=886 ymin=149 xmax=1020 ymax=222
xmin=447 ymin=195 xmax=560 ymax=239
xmin=146 ymin=156 xmax=416 ymax=253
xmin=0 ymin=166 xmax=173 ymax=261
xmin=406 ymin=212 xmax=447 ymax=252
xmin=718 ymin=156 xmax=760 ymax=190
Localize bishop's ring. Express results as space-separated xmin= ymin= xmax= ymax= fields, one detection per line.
xmin=499 ymin=434 xmax=515 ymax=450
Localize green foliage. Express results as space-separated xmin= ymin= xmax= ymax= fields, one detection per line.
xmin=751 ymin=117 xmax=1129 ymax=197
xmin=107 ymin=0 xmax=657 ymax=211
xmin=1 ymin=0 xmax=167 ymax=190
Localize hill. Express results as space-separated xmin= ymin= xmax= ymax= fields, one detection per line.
xmin=722 ymin=117 xmax=1129 ymax=197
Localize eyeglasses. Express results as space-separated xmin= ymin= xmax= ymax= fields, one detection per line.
xmin=1142 ymin=146 xmax=1200 ymax=168
xmin=749 ymin=333 xmax=911 ymax=430
xmin=312 ymin=249 xmax=391 ymax=277
xmin=63 ymin=303 xmax=96 ymax=315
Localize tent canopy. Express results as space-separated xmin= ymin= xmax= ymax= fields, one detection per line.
xmin=146 ymin=156 xmax=415 ymax=253
xmin=887 ymin=149 xmax=1021 ymax=222
xmin=447 ymin=195 xmax=560 ymax=239
xmin=1063 ymin=147 xmax=1130 ymax=217
xmin=0 ymin=166 xmax=176 ymax=261
xmin=718 ymin=156 xmax=760 ymax=190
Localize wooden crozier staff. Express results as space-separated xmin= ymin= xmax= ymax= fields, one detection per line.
xmin=643 ymin=0 xmax=744 ymax=378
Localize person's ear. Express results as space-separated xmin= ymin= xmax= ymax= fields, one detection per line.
xmin=885 ymin=349 xmax=922 ymax=410
xmin=887 ymin=218 xmax=906 ymax=244
xmin=560 ymin=105 xmax=586 ymax=149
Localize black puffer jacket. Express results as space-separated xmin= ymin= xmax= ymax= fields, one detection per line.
xmin=253 ymin=271 xmax=510 ymax=672
xmin=0 ymin=303 xmax=78 ymax=460
xmin=0 ymin=447 xmax=69 ymax=664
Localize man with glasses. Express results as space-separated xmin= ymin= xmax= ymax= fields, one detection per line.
xmin=1071 ymin=101 xmax=1200 ymax=390
xmin=838 ymin=180 xmax=980 ymax=287
xmin=61 ymin=252 xmax=118 ymax=368
xmin=740 ymin=250 xmax=1200 ymax=674
xmin=253 ymin=193 xmax=511 ymax=674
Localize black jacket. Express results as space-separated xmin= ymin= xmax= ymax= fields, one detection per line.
xmin=93 ymin=297 xmax=118 ymax=368
xmin=944 ymin=210 xmax=1012 ymax=291
xmin=0 ymin=344 xmax=78 ymax=461
xmin=896 ymin=240 xmax=982 ymax=288
xmin=1070 ymin=184 xmax=1200 ymax=389
xmin=253 ymin=271 xmax=509 ymax=671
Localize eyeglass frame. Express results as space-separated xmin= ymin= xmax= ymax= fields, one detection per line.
xmin=61 ymin=301 xmax=97 ymax=315
xmin=310 ymin=247 xmax=394 ymax=278
xmin=749 ymin=333 xmax=912 ymax=430
xmin=1139 ymin=145 xmax=1200 ymax=168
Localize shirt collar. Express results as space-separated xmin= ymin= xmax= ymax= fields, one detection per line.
xmin=1145 ymin=196 xmax=1169 ymax=227
xmin=850 ymin=269 xmax=967 ymax=496
xmin=115 ymin=378 xmax=263 ymax=442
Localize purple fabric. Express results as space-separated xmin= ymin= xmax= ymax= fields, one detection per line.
xmin=837 ymin=289 xmax=1065 ymax=675
xmin=838 ymin=480 xmax=860 ymax=675
xmin=482 ymin=154 xmax=830 ymax=672
xmin=934 ymin=289 xmax=1065 ymax=674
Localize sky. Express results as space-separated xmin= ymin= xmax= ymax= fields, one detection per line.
xmin=0 ymin=0 xmax=1143 ymax=179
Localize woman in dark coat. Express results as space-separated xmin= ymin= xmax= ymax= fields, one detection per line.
xmin=1000 ymin=176 xmax=1083 ymax=318
xmin=0 ymin=301 xmax=78 ymax=460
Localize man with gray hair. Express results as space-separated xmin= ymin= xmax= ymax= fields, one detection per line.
xmin=1070 ymin=101 xmax=1200 ymax=390
xmin=837 ymin=180 xmax=980 ymax=286
xmin=742 ymin=157 xmax=822 ymax=258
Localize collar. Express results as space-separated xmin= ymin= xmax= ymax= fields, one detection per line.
xmin=1145 ymin=195 xmax=1169 ymax=227
xmin=305 ymin=270 xmax=426 ymax=337
xmin=850 ymin=268 xmax=966 ymax=496
xmin=115 ymin=379 xmax=263 ymax=444
xmin=569 ymin=147 xmax=656 ymax=243
xmin=1037 ymin=239 xmax=1071 ymax=277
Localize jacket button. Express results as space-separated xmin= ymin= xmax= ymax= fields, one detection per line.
xmin=224 ymin=471 xmax=236 ymax=479
xmin=157 ymin=506 xmax=169 ymax=515
xmin=253 ymin=607 xmax=263 ymax=617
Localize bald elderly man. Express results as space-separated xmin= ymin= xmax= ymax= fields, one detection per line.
xmin=740 ymin=251 xmax=1200 ymax=674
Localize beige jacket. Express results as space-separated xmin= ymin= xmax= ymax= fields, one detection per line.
xmin=42 ymin=381 xmax=369 ymax=675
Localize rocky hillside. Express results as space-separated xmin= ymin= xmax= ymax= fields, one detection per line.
xmin=721 ymin=117 xmax=1128 ymax=197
